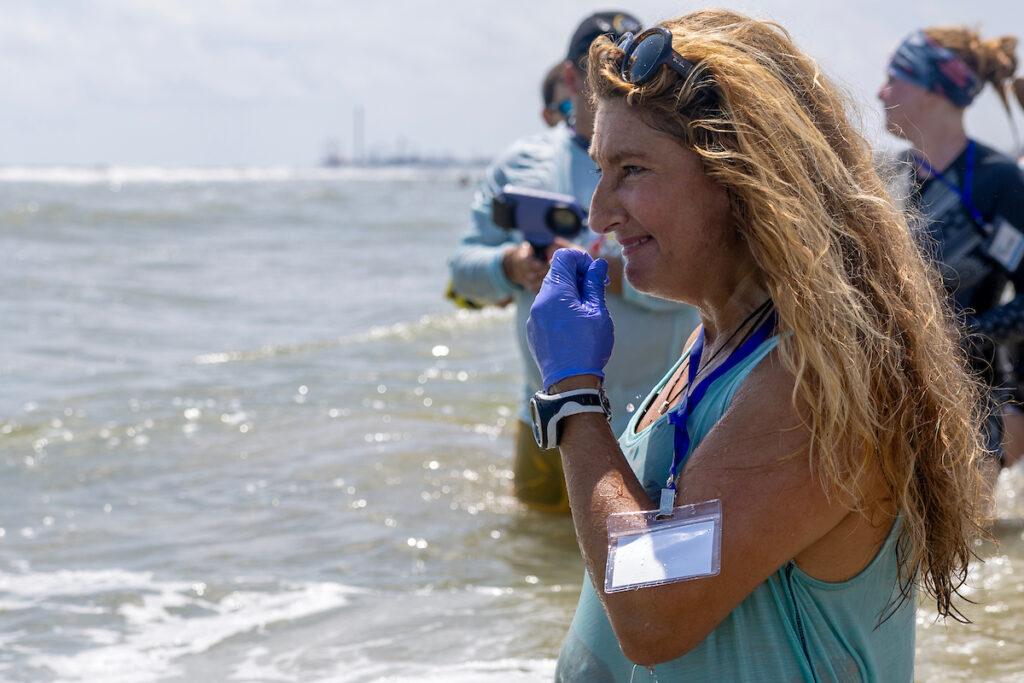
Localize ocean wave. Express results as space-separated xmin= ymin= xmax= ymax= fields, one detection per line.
xmin=0 ymin=165 xmax=483 ymax=185
xmin=0 ymin=201 xmax=202 ymax=228
xmin=0 ymin=567 xmax=362 ymax=683
xmin=0 ymin=567 xmax=156 ymax=598
xmin=193 ymin=308 xmax=513 ymax=365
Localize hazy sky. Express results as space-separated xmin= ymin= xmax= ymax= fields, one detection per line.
xmin=3 ymin=0 xmax=1022 ymax=165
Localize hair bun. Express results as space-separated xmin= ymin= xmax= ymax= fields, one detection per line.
xmin=980 ymin=35 xmax=1018 ymax=82
xmin=1013 ymin=77 xmax=1024 ymax=109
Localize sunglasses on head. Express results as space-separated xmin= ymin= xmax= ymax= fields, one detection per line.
xmin=615 ymin=27 xmax=697 ymax=86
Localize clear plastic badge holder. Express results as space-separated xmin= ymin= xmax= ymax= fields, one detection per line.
xmin=988 ymin=219 xmax=1024 ymax=272
xmin=604 ymin=499 xmax=722 ymax=593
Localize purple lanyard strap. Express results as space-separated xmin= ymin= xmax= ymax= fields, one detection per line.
xmin=665 ymin=309 xmax=778 ymax=489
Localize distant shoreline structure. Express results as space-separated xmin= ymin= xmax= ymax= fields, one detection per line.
xmin=320 ymin=154 xmax=492 ymax=169
xmin=0 ymin=163 xmax=488 ymax=185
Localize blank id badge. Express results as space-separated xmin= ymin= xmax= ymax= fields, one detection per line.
xmin=987 ymin=219 xmax=1024 ymax=273
xmin=604 ymin=499 xmax=722 ymax=594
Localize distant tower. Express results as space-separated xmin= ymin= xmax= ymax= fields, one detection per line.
xmin=353 ymin=105 xmax=365 ymax=165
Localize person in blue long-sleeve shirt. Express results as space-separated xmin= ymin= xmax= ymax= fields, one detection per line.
xmin=448 ymin=12 xmax=699 ymax=512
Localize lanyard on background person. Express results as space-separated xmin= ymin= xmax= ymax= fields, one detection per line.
xmin=914 ymin=140 xmax=984 ymax=226
xmin=915 ymin=140 xmax=1024 ymax=273
xmin=659 ymin=306 xmax=777 ymax=516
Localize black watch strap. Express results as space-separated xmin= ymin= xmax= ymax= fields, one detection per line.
xmin=530 ymin=387 xmax=611 ymax=449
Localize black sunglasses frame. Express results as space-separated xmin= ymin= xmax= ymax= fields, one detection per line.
xmin=616 ymin=27 xmax=697 ymax=86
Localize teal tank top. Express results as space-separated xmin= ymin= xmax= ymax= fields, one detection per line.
xmin=555 ymin=335 xmax=915 ymax=682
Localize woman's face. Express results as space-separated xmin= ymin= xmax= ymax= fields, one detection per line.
xmin=589 ymin=98 xmax=739 ymax=304
xmin=877 ymin=74 xmax=931 ymax=140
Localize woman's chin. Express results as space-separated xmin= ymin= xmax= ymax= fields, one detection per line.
xmin=622 ymin=262 xmax=659 ymax=297
xmin=624 ymin=260 xmax=691 ymax=304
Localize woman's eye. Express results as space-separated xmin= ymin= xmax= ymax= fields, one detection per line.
xmin=623 ymin=165 xmax=644 ymax=176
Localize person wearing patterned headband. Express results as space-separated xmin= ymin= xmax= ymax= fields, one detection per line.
xmin=880 ymin=27 xmax=1024 ymax=472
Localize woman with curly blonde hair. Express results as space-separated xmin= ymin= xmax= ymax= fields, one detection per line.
xmin=525 ymin=9 xmax=989 ymax=680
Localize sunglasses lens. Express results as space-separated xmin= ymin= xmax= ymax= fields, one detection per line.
xmin=627 ymin=32 xmax=667 ymax=83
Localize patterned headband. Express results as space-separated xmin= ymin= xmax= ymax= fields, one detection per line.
xmin=888 ymin=30 xmax=984 ymax=107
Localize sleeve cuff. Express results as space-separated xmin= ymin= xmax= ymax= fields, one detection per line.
xmin=488 ymin=248 xmax=518 ymax=298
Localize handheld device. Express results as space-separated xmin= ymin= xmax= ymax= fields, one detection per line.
xmin=492 ymin=185 xmax=587 ymax=258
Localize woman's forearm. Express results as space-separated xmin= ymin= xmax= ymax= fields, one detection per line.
xmin=557 ymin=410 xmax=657 ymax=591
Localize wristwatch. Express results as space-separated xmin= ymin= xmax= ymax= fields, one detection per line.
xmin=530 ymin=386 xmax=612 ymax=450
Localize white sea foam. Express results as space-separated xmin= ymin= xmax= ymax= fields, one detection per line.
xmin=228 ymin=645 xmax=295 ymax=682
xmin=1 ymin=568 xmax=361 ymax=683
xmin=0 ymin=568 xmax=156 ymax=598
xmin=0 ymin=165 xmax=480 ymax=185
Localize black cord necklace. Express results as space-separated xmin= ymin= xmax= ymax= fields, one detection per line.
xmin=656 ymin=300 xmax=773 ymax=415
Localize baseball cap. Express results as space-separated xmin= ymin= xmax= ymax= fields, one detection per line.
xmin=567 ymin=11 xmax=642 ymax=66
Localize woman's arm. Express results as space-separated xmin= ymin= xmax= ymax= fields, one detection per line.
xmin=553 ymin=355 xmax=850 ymax=666
xmin=528 ymin=249 xmax=854 ymax=665
xmin=968 ymin=294 xmax=1024 ymax=343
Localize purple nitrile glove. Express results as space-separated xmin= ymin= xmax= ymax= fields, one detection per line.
xmin=527 ymin=249 xmax=614 ymax=390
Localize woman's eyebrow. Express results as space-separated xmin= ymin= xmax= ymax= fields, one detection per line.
xmin=590 ymin=147 xmax=652 ymax=165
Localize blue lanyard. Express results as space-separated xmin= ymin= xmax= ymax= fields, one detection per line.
xmin=665 ymin=309 xmax=778 ymax=490
xmin=913 ymin=140 xmax=984 ymax=226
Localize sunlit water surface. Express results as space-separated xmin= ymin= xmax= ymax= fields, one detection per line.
xmin=0 ymin=167 xmax=1021 ymax=682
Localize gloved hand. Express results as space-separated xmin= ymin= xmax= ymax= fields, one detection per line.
xmin=527 ymin=248 xmax=614 ymax=390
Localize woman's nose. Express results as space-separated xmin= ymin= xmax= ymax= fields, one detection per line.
xmin=588 ymin=181 xmax=617 ymax=235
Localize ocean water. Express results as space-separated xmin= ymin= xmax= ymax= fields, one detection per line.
xmin=0 ymin=167 xmax=1022 ymax=682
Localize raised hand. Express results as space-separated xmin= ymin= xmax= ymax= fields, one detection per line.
xmin=527 ymin=249 xmax=614 ymax=390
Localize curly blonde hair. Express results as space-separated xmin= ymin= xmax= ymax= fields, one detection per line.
xmin=588 ymin=10 xmax=989 ymax=619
